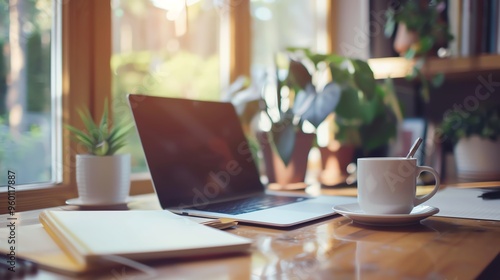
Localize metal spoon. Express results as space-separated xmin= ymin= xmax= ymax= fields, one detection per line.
xmin=406 ymin=137 xmax=423 ymax=159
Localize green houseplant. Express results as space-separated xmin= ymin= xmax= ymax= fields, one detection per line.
xmin=295 ymin=49 xmax=402 ymax=185
xmin=438 ymin=105 xmax=500 ymax=181
xmin=66 ymin=100 xmax=134 ymax=204
xmin=246 ymin=52 xmax=340 ymax=185
xmin=248 ymin=49 xmax=402 ymax=185
xmin=385 ymin=0 xmax=453 ymax=101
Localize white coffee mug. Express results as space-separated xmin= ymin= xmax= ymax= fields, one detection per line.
xmin=357 ymin=157 xmax=440 ymax=214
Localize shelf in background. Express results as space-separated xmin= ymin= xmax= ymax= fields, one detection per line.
xmin=369 ymin=55 xmax=500 ymax=80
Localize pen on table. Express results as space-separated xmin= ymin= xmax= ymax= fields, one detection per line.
xmin=478 ymin=190 xmax=500 ymax=200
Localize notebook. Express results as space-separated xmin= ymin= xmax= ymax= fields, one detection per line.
xmin=428 ymin=187 xmax=500 ymax=221
xmin=38 ymin=210 xmax=251 ymax=271
xmin=128 ymin=94 xmax=357 ymax=227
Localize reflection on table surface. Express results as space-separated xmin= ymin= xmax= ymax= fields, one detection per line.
xmin=246 ymin=215 xmax=499 ymax=279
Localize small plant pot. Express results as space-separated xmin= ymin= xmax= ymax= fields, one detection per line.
xmin=257 ymin=131 xmax=314 ymax=186
xmin=454 ymin=136 xmax=500 ymax=181
xmin=318 ymin=143 xmax=355 ymax=186
xmin=393 ymin=23 xmax=418 ymax=56
xmin=76 ymin=154 xmax=131 ymax=204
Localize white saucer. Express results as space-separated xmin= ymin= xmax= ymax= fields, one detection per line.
xmin=333 ymin=203 xmax=439 ymax=226
xmin=66 ymin=198 xmax=130 ymax=208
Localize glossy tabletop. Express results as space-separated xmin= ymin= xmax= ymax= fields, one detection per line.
xmin=2 ymin=184 xmax=500 ymax=279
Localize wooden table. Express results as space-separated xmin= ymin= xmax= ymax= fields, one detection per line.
xmin=2 ymin=184 xmax=500 ymax=279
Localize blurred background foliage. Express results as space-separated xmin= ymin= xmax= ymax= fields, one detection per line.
xmin=111 ymin=52 xmax=220 ymax=173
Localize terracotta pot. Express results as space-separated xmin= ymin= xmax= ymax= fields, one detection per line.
xmin=257 ymin=131 xmax=314 ymax=186
xmin=393 ymin=23 xmax=418 ymax=56
xmin=318 ymin=142 xmax=355 ymax=186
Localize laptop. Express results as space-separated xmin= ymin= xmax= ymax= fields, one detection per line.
xmin=128 ymin=94 xmax=356 ymax=227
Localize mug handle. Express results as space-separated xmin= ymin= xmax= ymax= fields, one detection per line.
xmin=413 ymin=166 xmax=440 ymax=206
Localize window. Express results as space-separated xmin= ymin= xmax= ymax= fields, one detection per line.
xmin=250 ymin=0 xmax=328 ymax=77
xmin=0 ymin=0 xmax=61 ymax=187
xmin=111 ymin=0 xmax=226 ymax=173
xmin=0 ymin=0 xmax=337 ymax=212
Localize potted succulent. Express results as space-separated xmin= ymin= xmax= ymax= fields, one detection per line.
xmin=437 ymin=105 xmax=500 ymax=181
xmin=66 ymin=100 xmax=133 ymax=204
xmin=385 ymin=0 xmax=453 ymax=101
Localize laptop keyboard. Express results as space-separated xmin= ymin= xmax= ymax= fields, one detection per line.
xmin=187 ymin=194 xmax=311 ymax=215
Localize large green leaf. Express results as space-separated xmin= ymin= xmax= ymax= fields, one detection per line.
xmin=292 ymin=83 xmax=341 ymax=127
xmin=270 ymin=121 xmax=296 ymax=166
xmin=335 ymin=119 xmax=362 ymax=146
xmin=359 ymin=94 xmax=380 ymax=124
xmin=351 ymin=59 xmax=376 ymax=99
xmin=329 ymin=64 xmax=350 ymax=85
xmin=360 ymin=111 xmax=397 ymax=151
xmin=335 ymin=87 xmax=363 ymax=120
xmin=335 ymin=86 xmax=381 ymax=126
xmin=287 ymin=58 xmax=312 ymax=89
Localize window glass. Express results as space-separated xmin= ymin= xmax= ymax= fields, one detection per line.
xmin=111 ymin=0 xmax=223 ymax=173
xmin=250 ymin=0 xmax=328 ymax=176
xmin=250 ymin=0 xmax=328 ymax=77
xmin=0 ymin=0 xmax=57 ymax=186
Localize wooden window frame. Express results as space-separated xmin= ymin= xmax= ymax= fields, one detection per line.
xmin=0 ymin=0 xmax=112 ymax=213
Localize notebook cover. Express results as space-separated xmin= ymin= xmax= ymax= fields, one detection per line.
xmin=38 ymin=210 xmax=251 ymax=267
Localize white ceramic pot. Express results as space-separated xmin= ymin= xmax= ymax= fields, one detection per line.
xmin=454 ymin=136 xmax=500 ymax=181
xmin=76 ymin=154 xmax=131 ymax=204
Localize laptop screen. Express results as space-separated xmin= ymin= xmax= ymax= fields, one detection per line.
xmin=128 ymin=95 xmax=265 ymax=209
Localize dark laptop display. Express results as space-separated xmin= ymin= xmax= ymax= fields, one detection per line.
xmin=129 ymin=95 xmax=264 ymax=209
